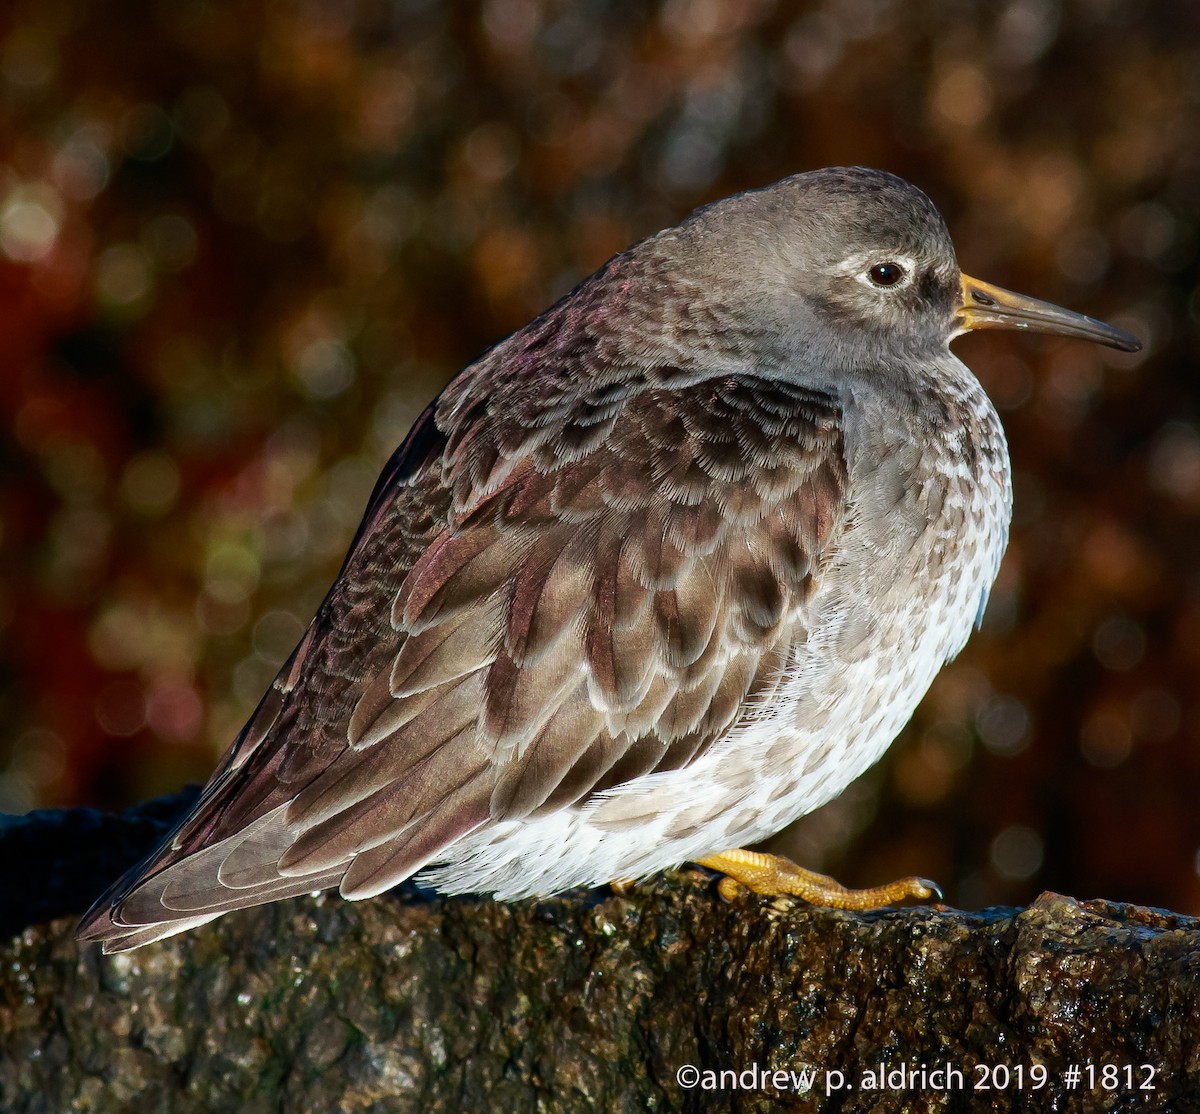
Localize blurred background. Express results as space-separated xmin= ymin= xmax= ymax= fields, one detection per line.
xmin=1 ymin=0 xmax=1197 ymax=914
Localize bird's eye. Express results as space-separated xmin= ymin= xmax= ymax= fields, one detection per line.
xmin=868 ymin=262 xmax=907 ymax=288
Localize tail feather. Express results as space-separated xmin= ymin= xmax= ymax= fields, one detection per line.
xmin=76 ymin=803 xmax=345 ymax=952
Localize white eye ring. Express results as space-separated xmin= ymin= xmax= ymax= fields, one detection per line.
xmin=842 ymin=253 xmax=917 ymax=291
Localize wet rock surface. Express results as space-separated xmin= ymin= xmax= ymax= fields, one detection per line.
xmin=2 ymin=799 xmax=1198 ymax=1113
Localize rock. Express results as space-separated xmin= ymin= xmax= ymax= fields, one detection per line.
xmin=0 ymin=788 xmax=201 ymax=940
xmin=2 ymin=796 xmax=1197 ymax=1111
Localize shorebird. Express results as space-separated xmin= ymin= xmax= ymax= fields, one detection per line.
xmin=78 ymin=167 xmax=1139 ymax=952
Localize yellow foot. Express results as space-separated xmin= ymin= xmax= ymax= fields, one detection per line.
xmin=696 ymin=849 xmax=942 ymax=910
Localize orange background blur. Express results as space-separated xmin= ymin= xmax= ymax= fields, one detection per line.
xmin=1 ymin=1 xmax=1198 ymax=913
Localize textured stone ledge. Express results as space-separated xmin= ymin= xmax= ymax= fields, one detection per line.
xmin=2 ymin=797 xmax=1198 ymax=1112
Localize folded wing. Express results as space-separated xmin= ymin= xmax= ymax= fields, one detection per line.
xmin=78 ymin=371 xmax=847 ymax=951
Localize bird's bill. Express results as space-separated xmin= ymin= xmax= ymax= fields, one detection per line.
xmin=956 ymin=274 xmax=1141 ymax=352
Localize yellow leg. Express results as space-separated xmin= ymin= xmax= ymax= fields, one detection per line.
xmin=696 ymin=849 xmax=942 ymax=909
xmin=610 ymin=878 xmax=636 ymax=896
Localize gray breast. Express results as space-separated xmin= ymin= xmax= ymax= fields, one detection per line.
xmin=829 ymin=359 xmax=1012 ymax=666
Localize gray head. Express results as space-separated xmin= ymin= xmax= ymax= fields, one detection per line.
xmin=641 ymin=167 xmax=1139 ymax=367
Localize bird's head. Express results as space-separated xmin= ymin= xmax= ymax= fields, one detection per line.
xmin=657 ymin=167 xmax=1140 ymax=367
